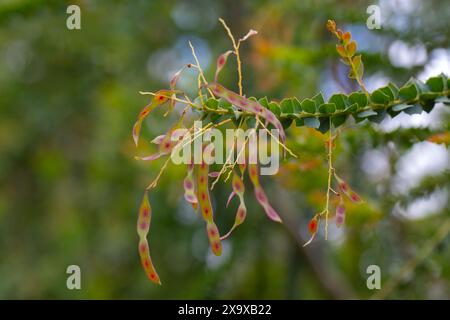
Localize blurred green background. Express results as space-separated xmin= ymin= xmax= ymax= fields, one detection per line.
xmin=0 ymin=0 xmax=449 ymax=299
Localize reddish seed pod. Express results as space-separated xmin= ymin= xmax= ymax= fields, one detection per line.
xmin=308 ymin=217 xmax=318 ymax=234
xmin=335 ymin=195 xmax=346 ymax=228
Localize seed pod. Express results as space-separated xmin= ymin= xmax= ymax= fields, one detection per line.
xmin=204 ymin=83 xmax=286 ymax=145
xmin=132 ymin=89 xmax=177 ymax=146
xmin=335 ymin=195 xmax=346 ymax=227
xmin=303 ymin=216 xmax=319 ymax=247
xmin=308 ymin=217 xmax=318 ymax=235
xmin=168 ymin=65 xmax=190 ymax=114
xmin=248 ymin=164 xmax=282 ymax=223
xmin=214 ymin=51 xmax=233 ymax=82
xmin=206 ymin=221 xmax=222 ymax=256
xmin=183 ymin=163 xmax=198 ymax=207
xmin=221 ymin=171 xmax=247 ymax=240
xmin=136 ymin=121 xmax=186 ymax=162
xmin=334 ymin=173 xmax=363 ymax=204
xmin=197 ymin=160 xmax=223 ymax=255
xmin=137 ymin=192 xmax=161 ymax=284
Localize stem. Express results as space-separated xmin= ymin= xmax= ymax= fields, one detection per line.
xmin=219 ymin=18 xmax=243 ymax=96
xmin=348 ymin=57 xmax=369 ymax=96
xmin=192 ymin=89 xmax=450 ymax=121
xmin=188 ymin=41 xmax=215 ymax=98
xmin=324 ymin=117 xmax=334 ymax=240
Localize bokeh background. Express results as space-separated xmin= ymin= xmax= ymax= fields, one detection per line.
xmin=0 ymin=0 xmax=449 ymax=299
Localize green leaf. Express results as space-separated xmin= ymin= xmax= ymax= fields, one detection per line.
xmin=318 ymin=103 xmax=336 ymax=114
xmin=209 ymin=113 xmax=222 ymax=123
xmin=379 ymin=86 xmax=395 ymax=101
xmin=387 ymin=82 xmax=399 ymax=99
xmin=295 ymin=117 xmax=304 ymax=127
xmin=332 ymin=115 xmax=347 ymax=127
xmin=281 ymin=118 xmax=293 ymax=129
xmin=328 ymin=94 xmax=348 ymax=110
xmin=368 ymin=110 xmax=387 ymax=123
xmin=280 ymin=98 xmax=294 ymax=114
xmin=301 ymin=98 xmax=316 ymax=114
xmin=419 ymin=93 xmax=440 ymax=101
xmin=268 ymin=102 xmax=281 ymax=116
xmin=357 ymin=110 xmax=378 ymax=118
xmin=311 ymin=93 xmax=325 ymax=107
xmin=345 ymin=103 xmax=358 ymax=113
xmin=258 ymin=97 xmax=269 ymax=108
xmin=407 ymin=78 xmax=428 ymax=93
xmin=348 ymin=92 xmax=368 ymax=108
xmin=371 ymin=89 xmax=390 ymax=105
xmin=219 ymin=98 xmax=232 ymax=110
xmin=304 ymin=117 xmax=320 ymax=128
xmin=404 ymin=105 xmax=423 ymax=115
xmin=205 ymin=98 xmax=218 ymax=110
xmin=292 ymin=97 xmax=302 ymax=113
xmin=317 ymin=117 xmax=330 ymax=133
xmin=419 ymin=95 xmax=435 ymax=113
xmin=352 ymin=55 xmax=364 ymax=79
xmin=426 ymin=75 xmax=445 ymax=93
xmin=392 ymin=104 xmax=413 ymax=112
xmin=399 ymin=83 xmax=418 ymax=102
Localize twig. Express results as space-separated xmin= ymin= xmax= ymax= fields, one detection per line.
xmin=188 ymin=41 xmax=215 ymax=98
xmin=219 ymin=18 xmax=243 ymax=96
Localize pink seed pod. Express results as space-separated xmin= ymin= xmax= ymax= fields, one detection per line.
xmin=137 ymin=192 xmax=151 ymax=238
xmin=183 ymin=164 xmax=198 ymax=206
xmin=214 ymin=51 xmax=233 ymax=82
xmin=204 ymin=83 xmax=286 ymax=145
xmin=197 ymin=162 xmax=214 ymax=223
xmin=226 ymin=191 xmax=236 ymax=208
xmin=248 ymin=164 xmax=282 ymax=223
xmin=196 ymin=158 xmax=223 ymax=255
xmin=208 ymin=171 xmax=220 ymax=178
xmin=132 ymin=89 xmax=177 ymax=146
xmin=206 ymin=222 xmax=222 ymax=256
xmin=168 ymin=64 xmax=192 ymax=113
xmin=151 ymin=135 xmax=166 ymax=145
xmin=334 ymin=173 xmax=363 ymax=204
xmin=137 ymin=192 xmax=161 ymax=284
xmin=138 ymin=238 xmax=161 ymax=285
xmin=221 ymin=171 xmax=247 ymax=240
xmin=335 ymin=195 xmax=346 ymax=227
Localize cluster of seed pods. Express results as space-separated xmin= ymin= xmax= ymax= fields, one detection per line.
xmin=306 ymin=173 xmax=362 ymax=243
xmin=132 ymin=45 xmax=364 ymax=283
xmin=334 ymin=173 xmax=362 ymax=204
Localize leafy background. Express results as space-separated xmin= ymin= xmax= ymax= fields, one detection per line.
xmin=0 ymin=0 xmax=449 ymax=299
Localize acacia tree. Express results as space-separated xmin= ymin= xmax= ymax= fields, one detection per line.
xmin=132 ymin=20 xmax=450 ymax=284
